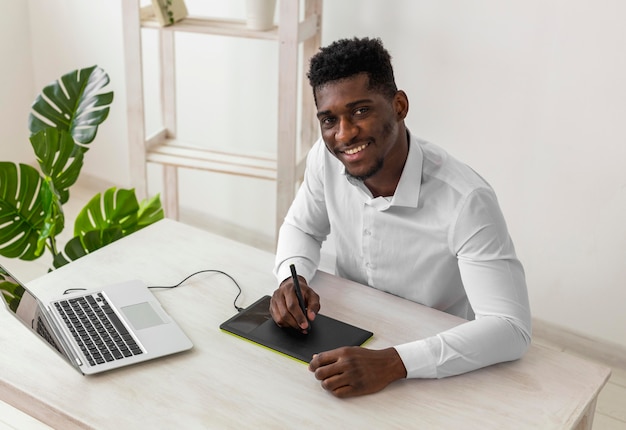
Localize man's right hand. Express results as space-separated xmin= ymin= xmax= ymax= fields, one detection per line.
xmin=270 ymin=276 xmax=320 ymax=334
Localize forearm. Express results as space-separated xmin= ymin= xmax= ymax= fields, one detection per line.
xmin=274 ymin=222 xmax=324 ymax=285
xmin=397 ymin=257 xmax=532 ymax=378
xmin=395 ymin=314 xmax=531 ymax=378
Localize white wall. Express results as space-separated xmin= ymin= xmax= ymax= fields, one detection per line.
xmin=25 ymin=0 xmax=128 ymax=187
xmin=2 ymin=0 xmax=625 ymax=349
xmin=0 ymin=1 xmax=35 ymax=164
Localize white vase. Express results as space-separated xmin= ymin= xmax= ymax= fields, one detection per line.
xmin=245 ymin=0 xmax=277 ymax=31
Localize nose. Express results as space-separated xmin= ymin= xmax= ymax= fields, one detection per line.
xmin=335 ymin=118 xmax=358 ymax=145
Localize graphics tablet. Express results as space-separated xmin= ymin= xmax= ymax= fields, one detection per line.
xmin=220 ymin=295 xmax=373 ymax=363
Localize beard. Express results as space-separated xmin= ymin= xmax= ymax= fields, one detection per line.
xmin=346 ymin=156 xmax=385 ymax=182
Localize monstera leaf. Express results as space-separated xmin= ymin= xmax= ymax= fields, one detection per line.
xmin=2 ymin=65 xmax=164 ymax=271
xmin=52 ymin=188 xmax=164 ymax=268
xmin=30 ymin=128 xmax=84 ymax=204
xmin=27 ymin=66 xmax=112 ymax=209
xmin=28 ymin=65 xmax=113 ymax=147
xmin=0 ymin=162 xmax=63 ymax=260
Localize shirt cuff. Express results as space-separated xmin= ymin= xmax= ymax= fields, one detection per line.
xmin=394 ymin=338 xmax=438 ymax=379
xmin=274 ymin=257 xmax=318 ymax=287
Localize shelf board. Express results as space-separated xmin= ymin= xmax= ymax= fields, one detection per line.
xmin=141 ymin=12 xmax=278 ymax=40
xmin=139 ymin=7 xmax=319 ymax=42
xmin=146 ymin=139 xmax=277 ymax=180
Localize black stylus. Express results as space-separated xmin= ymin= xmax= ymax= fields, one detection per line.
xmin=289 ymin=264 xmax=310 ymax=331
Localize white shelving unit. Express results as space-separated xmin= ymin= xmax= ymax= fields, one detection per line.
xmin=121 ymin=0 xmax=323 ymax=237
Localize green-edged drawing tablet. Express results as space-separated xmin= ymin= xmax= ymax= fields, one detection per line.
xmin=220 ymin=295 xmax=373 ymax=363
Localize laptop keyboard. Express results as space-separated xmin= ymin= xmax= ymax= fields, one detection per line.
xmin=54 ymin=293 xmax=143 ymax=366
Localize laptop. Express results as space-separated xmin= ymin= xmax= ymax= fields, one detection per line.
xmin=0 ymin=263 xmax=193 ymax=375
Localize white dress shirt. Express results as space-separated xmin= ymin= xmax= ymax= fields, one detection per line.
xmin=274 ymin=132 xmax=531 ymax=378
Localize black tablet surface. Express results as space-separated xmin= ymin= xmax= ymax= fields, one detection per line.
xmin=219 ymin=295 xmax=373 ymax=363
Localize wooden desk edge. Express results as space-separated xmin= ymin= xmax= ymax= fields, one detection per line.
xmin=572 ymin=366 xmax=612 ymax=430
xmin=0 ymin=379 xmax=88 ymax=430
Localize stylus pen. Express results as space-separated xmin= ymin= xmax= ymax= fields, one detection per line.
xmin=289 ymin=264 xmax=310 ymax=330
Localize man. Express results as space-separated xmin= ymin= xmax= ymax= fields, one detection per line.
xmin=270 ymin=37 xmax=531 ymax=398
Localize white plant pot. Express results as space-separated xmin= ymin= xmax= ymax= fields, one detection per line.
xmin=245 ymin=0 xmax=277 ymax=31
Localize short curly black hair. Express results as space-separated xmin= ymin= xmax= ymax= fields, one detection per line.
xmin=307 ymin=37 xmax=398 ymax=101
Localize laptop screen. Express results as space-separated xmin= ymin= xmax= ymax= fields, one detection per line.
xmin=1 ymin=264 xmax=65 ymax=354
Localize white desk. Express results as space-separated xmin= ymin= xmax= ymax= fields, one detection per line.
xmin=0 ymin=219 xmax=610 ymax=429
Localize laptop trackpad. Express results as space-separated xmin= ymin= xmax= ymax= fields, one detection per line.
xmin=122 ymin=302 xmax=166 ymax=330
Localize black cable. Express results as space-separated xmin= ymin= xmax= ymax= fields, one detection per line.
xmin=148 ymin=269 xmax=244 ymax=312
xmin=63 ymin=269 xmax=244 ymax=312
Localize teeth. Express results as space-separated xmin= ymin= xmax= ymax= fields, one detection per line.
xmin=344 ymin=144 xmax=367 ymax=155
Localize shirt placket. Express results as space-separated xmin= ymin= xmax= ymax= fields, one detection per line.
xmin=362 ymin=203 xmax=375 ymax=286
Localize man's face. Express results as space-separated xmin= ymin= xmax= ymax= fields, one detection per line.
xmin=315 ymin=73 xmax=406 ymax=181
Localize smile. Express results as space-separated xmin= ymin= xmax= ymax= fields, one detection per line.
xmin=343 ymin=143 xmax=369 ymax=155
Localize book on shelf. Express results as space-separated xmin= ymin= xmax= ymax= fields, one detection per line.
xmin=151 ymin=0 xmax=188 ymax=27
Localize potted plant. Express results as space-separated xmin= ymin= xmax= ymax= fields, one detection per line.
xmin=0 ymin=65 xmax=163 ymax=272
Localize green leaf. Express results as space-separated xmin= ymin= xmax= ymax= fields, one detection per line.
xmin=74 ymin=188 xmax=140 ymax=237
xmin=28 ymin=65 xmax=114 ymax=146
xmin=52 ymin=188 xmax=163 ymax=268
xmin=29 ymin=128 xmax=84 ymax=204
xmin=0 ymin=162 xmax=62 ymax=260
xmin=52 ymin=227 xmax=124 ymax=269
xmin=134 ymin=194 xmax=165 ymax=233
xmin=37 ymin=178 xmax=65 ymax=255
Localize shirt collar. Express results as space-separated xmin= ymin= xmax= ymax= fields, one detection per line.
xmin=391 ymin=131 xmax=422 ymax=208
xmin=344 ymin=131 xmax=423 ymax=210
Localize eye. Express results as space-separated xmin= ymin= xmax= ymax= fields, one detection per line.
xmin=354 ymin=106 xmax=369 ymax=116
xmin=320 ymin=116 xmax=336 ymax=128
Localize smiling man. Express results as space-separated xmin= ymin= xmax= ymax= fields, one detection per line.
xmin=270 ymin=37 xmax=531 ymax=398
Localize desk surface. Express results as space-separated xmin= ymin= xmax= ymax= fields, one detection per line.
xmin=0 ymin=219 xmax=610 ymax=429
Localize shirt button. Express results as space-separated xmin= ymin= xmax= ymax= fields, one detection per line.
xmin=364 ymin=229 xmax=371 ymax=236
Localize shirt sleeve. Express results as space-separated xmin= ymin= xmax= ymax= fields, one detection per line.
xmin=274 ymin=140 xmax=330 ymax=285
xmin=395 ymin=188 xmax=532 ymax=378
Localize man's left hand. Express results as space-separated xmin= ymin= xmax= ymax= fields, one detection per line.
xmin=308 ymin=347 xmax=407 ymax=398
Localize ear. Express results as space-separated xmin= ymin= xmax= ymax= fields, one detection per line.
xmin=393 ymin=90 xmax=409 ymax=121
